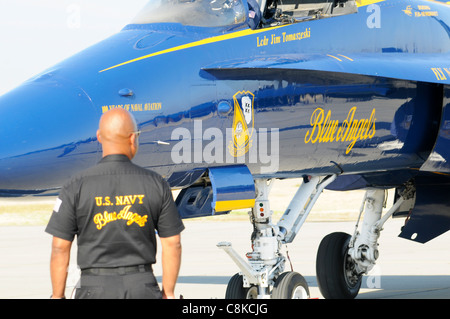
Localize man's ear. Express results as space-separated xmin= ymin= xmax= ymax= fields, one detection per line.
xmin=131 ymin=132 xmax=139 ymax=149
xmin=96 ymin=130 xmax=102 ymax=144
xmin=128 ymin=133 xmax=137 ymax=159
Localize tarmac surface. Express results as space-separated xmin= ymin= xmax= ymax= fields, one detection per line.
xmin=1 ymin=217 xmax=449 ymax=299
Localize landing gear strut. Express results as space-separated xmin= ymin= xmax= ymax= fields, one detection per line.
xmin=219 ymin=175 xmax=337 ymax=299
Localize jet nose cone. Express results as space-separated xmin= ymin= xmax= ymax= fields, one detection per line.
xmin=0 ymin=73 xmax=100 ymax=195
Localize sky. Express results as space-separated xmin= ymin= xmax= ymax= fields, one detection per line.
xmin=0 ymin=0 xmax=148 ymax=95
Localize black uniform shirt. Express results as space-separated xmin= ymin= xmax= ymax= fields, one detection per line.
xmin=45 ymin=154 xmax=184 ymax=270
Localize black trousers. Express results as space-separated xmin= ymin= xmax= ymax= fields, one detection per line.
xmin=75 ymin=265 xmax=162 ymax=299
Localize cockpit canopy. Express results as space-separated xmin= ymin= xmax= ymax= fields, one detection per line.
xmin=131 ymin=0 xmax=358 ymax=28
xmin=131 ymin=0 xmax=248 ymax=28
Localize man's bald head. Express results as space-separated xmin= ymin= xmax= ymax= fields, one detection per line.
xmin=97 ymin=108 xmax=139 ymax=159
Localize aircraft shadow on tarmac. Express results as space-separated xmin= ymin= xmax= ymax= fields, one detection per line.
xmin=156 ymin=275 xmax=450 ymax=299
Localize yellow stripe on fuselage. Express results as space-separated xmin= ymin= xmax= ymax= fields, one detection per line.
xmin=356 ymin=0 xmax=385 ymax=7
xmin=99 ymin=24 xmax=286 ymax=73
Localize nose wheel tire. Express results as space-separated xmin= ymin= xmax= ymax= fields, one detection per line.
xmin=316 ymin=232 xmax=362 ymax=299
xmin=226 ymin=272 xmax=310 ymax=299
xmin=225 ymin=273 xmax=258 ymax=299
xmin=272 ymin=272 xmax=310 ymax=299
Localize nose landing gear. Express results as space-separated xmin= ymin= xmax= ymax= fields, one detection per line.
xmin=219 ymin=175 xmax=336 ymax=299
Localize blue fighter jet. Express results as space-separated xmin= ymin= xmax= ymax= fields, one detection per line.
xmin=1 ymin=0 xmax=450 ymax=298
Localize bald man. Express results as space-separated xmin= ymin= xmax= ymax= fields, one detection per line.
xmin=46 ymin=108 xmax=184 ymax=299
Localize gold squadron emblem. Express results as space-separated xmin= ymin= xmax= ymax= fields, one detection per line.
xmin=229 ymin=91 xmax=255 ymax=157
